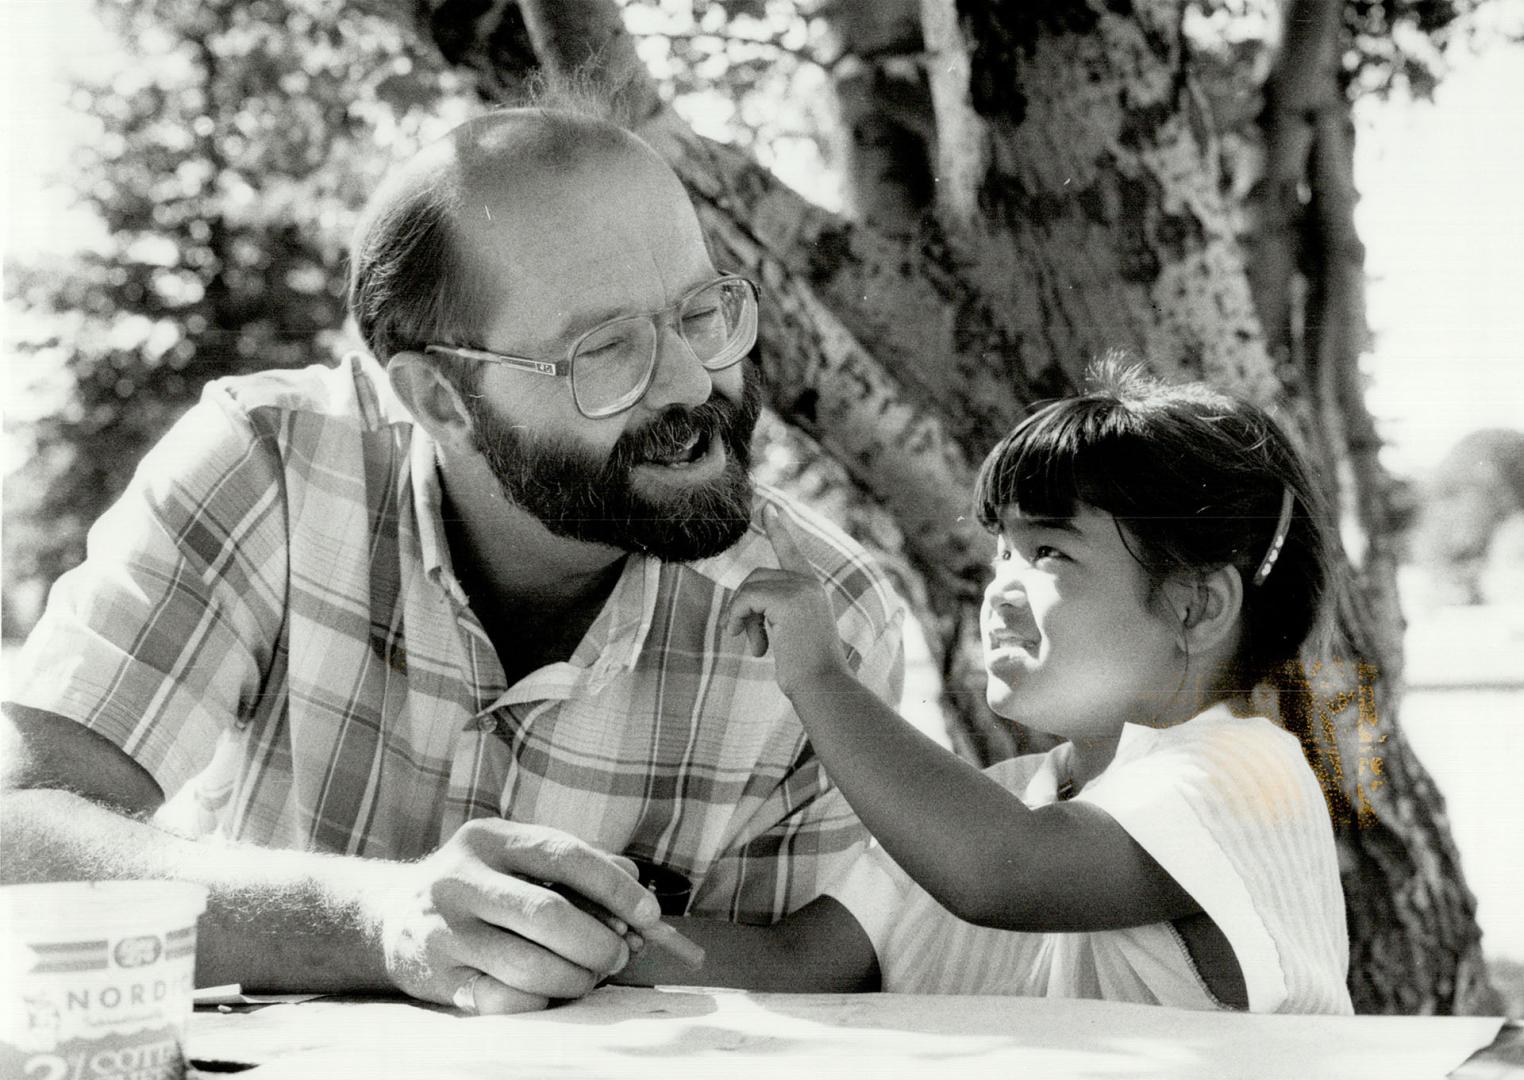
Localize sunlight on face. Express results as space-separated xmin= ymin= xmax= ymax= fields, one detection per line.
xmin=981 ymin=505 xmax=1183 ymax=744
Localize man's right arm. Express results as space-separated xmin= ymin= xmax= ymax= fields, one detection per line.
xmin=3 ymin=388 xmax=661 ymax=1011
xmin=2 ymin=705 xmax=662 ymax=1013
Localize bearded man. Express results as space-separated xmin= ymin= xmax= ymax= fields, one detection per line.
xmin=1 ymin=107 xmax=904 ymax=1014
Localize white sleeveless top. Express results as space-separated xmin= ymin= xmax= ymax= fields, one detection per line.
xmin=827 ymin=705 xmax=1353 ymax=1014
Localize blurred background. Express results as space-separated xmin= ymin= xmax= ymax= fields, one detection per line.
xmin=3 ymin=0 xmax=1522 ymax=1003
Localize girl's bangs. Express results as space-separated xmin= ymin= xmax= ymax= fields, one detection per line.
xmin=974 ymin=399 xmax=1138 ymax=529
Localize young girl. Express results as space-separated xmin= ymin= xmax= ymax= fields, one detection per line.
xmin=618 ymin=360 xmax=1353 ymax=1015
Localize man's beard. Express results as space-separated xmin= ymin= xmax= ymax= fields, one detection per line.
xmin=466 ymin=363 xmax=762 ymax=562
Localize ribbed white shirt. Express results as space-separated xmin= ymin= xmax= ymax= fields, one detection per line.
xmin=828 ymin=705 xmax=1352 ymax=1014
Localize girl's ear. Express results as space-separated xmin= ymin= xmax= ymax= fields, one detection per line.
xmin=1162 ymin=565 xmax=1244 ymax=654
xmin=388 ymin=351 xmax=476 ymax=448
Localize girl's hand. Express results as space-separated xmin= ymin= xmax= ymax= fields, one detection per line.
xmin=726 ymin=506 xmax=853 ymax=696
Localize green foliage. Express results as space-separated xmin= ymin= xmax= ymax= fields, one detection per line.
xmin=3 ymin=0 xmax=474 ymax=635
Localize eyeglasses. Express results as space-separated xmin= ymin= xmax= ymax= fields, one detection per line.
xmin=425 ymin=274 xmax=758 ymax=419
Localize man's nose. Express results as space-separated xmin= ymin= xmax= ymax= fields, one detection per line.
xmin=641 ymin=323 xmax=713 ymax=411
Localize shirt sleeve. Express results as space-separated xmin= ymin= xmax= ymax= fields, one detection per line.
xmin=1077 ymin=715 xmax=1351 ymax=1014
xmin=824 ymin=837 xmax=914 ymax=949
xmin=8 ymin=384 xmax=290 ymax=801
xmin=826 ymin=753 xmax=1048 ymax=960
xmin=847 ymin=588 xmax=906 ymax=710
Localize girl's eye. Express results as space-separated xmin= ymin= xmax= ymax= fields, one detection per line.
xmin=992 ymin=539 xmax=1064 ymax=567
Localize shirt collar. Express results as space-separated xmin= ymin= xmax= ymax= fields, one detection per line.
xmin=563 ymin=555 xmax=661 ymax=697
xmin=408 ymin=425 xmax=663 ymax=695
xmin=408 ymin=427 xmax=470 ymax=609
xmin=477 ymin=557 xmax=660 ymax=707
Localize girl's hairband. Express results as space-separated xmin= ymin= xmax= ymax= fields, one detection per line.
xmin=1252 ymin=486 xmax=1295 ymax=587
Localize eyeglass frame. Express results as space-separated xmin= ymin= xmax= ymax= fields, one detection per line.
xmin=423 ymin=273 xmax=759 ymax=419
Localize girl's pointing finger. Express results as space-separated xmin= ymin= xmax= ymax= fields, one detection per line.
xmin=763 ymin=505 xmax=814 ymax=577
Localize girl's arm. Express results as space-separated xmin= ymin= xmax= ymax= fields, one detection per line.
xmin=728 ymin=509 xmax=1198 ymax=934
xmin=783 ymin=670 xmax=1195 ymax=931
xmin=612 ymin=895 xmax=878 ymax=992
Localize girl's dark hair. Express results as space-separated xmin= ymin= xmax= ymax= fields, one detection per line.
xmin=973 ymin=353 xmax=1336 ymax=689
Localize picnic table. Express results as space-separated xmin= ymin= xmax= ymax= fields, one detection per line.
xmin=188 ymin=985 xmax=1521 ymax=1079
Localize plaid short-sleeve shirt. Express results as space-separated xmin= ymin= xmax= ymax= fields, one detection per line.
xmin=12 ymin=354 xmax=905 ymax=924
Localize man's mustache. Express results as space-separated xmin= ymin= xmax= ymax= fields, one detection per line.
xmin=612 ymin=393 xmax=750 ymax=466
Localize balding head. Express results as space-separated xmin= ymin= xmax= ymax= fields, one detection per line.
xmin=347 ymin=108 xmax=682 ymax=383
xmin=451 ymin=108 xmax=652 ymax=187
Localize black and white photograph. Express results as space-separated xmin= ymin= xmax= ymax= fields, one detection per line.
xmin=3 ymin=1 xmax=1522 ymax=1076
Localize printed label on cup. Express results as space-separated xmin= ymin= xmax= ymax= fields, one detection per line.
xmin=2 ymin=882 xmax=207 ymax=1080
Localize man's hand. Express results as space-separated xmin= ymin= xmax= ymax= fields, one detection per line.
xmin=379 ymin=819 xmax=662 ymax=1014
xmin=725 ymin=506 xmax=854 ymax=697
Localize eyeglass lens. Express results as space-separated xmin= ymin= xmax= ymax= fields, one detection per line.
xmin=570 ymin=279 xmax=756 ymax=417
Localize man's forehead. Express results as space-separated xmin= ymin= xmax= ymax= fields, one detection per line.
xmin=455 ymin=156 xmax=716 ymax=345
xmin=459 ymin=140 xmax=696 ymax=245
xmin=472 ymin=187 xmax=694 ymax=258
xmin=466 ymin=171 xmax=708 ymax=267
xmin=511 ymin=245 xmax=716 ymax=337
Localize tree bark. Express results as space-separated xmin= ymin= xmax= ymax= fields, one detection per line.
xmin=1243 ymin=0 xmax=1496 ymax=1014
xmin=822 ymin=0 xmax=933 ymax=234
xmin=920 ymin=0 xmax=1279 ymax=400
xmin=913 ymin=0 xmax=1289 ymax=756
xmin=406 ymin=0 xmax=1494 ymax=1013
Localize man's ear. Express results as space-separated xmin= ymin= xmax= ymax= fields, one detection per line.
xmin=1162 ymin=565 xmax=1244 ymax=654
xmin=387 ymin=351 xmax=475 ymax=447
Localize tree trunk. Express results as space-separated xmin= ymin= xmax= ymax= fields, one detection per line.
xmin=406 ymin=0 xmax=1494 ymax=1014
xmin=823 ymin=0 xmax=933 ymax=234
xmin=1240 ymin=0 xmax=1495 ymax=1014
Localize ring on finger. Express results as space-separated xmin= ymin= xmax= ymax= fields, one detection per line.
xmin=452 ymin=970 xmax=485 ymax=1014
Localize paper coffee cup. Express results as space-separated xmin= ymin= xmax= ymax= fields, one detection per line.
xmin=1 ymin=881 xmax=208 ymax=1080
